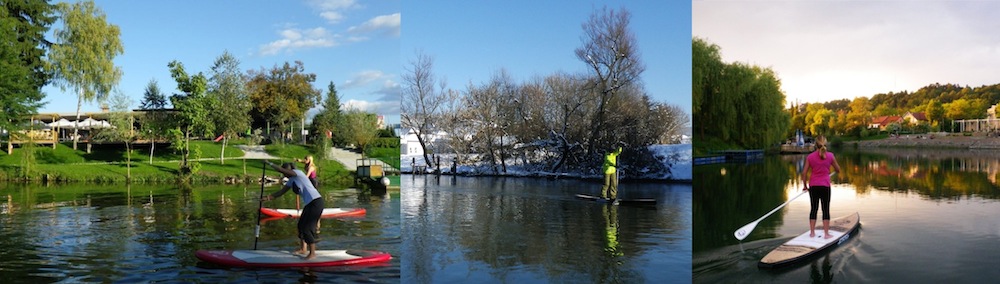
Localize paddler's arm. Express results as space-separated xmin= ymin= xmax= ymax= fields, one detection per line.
xmin=832 ymin=157 xmax=842 ymax=176
xmin=263 ymin=185 xmax=291 ymax=201
xmin=265 ymin=160 xmax=297 ymax=178
xmin=801 ymin=160 xmax=811 ymax=191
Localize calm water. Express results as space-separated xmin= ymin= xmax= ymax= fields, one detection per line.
xmin=401 ymin=175 xmax=691 ymax=283
xmin=0 ymin=183 xmax=400 ymax=283
xmin=693 ymin=149 xmax=1000 ymax=283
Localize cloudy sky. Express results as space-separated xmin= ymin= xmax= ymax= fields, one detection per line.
xmin=694 ymin=1 xmax=1000 ymax=106
xmin=40 ymin=0 xmax=401 ymax=123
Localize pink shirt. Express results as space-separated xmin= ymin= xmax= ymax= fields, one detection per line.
xmin=806 ymin=151 xmax=836 ymax=187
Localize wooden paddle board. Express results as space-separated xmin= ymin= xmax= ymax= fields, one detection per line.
xmin=260 ymin=208 xmax=366 ymax=218
xmin=195 ymin=249 xmax=391 ymax=268
xmin=574 ymin=194 xmax=657 ymax=205
xmin=758 ymin=212 xmax=860 ymax=269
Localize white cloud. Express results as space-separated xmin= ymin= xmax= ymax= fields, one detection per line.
xmin=343 ymin=99 xmax=400 ymax=116
xmin=259 ymin=27 xmax=337 ymax=55
xmin=348 ymin=13 xmax=401 ymax=37
xmin=343 ymin=70 xmax=391 ymax=89
xmin=309 ymin=0 xmax=359 ymax=24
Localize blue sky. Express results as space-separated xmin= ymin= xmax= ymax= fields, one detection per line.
xmin=401 ymin=0 xmax=693 ymax=117
xmin=40 ymin=0 xmax=401 ymax=123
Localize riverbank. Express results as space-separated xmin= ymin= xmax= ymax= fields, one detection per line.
xmin=400 ymin=143 xmax=692 ymax=182
xmin=0 ymin=141 xmax=356 ymax=185
xmin=845 ymin=134 xmax=1000 ymax=149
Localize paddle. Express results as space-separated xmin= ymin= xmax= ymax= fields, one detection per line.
xmin=734 ymin=173 xmax=836 ymax=241
xmin=254 ymin=160 xmax=267 ymax=250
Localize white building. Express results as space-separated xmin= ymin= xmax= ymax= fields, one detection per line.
xmin=400 ymin=128 xmax=449 ymax=155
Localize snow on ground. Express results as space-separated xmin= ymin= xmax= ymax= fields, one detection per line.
xmin=401 ymin=143 xmax=692 ymax=182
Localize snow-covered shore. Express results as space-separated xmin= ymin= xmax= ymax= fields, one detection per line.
xmin=401 ymin=143 xmax=692 ymax=182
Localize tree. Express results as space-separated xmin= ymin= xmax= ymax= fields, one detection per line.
xmin=311 ymin=81 xmax=344 ymax=157
xmin=138 ymin=79 xmax=174 ymax=164
xmin=47 ymin=0 xmax=123 ymax=150
xmin=926 ymin=99 xmax=945 ymax=125
xmin=168 ymin=60 xmax=214 ymax=175
xmin=576 ymin=6 xmax=645 ymax=155
xmin=343 ymin=109 xmax=380 ymax=158
xmin=207 ymin=50 xmax=249 ymax=164
xmin=0 ymin=1 xmax=55 ymax=134
xmin=401 ymin=51 xmax=448 ymax=168
xmin=94 ymin=91 xmax=136 ymax=180
xmin=140 ymin=79 xmax=168 ymax=109
xmin=246 ymin=61 xmax=320 ymax=143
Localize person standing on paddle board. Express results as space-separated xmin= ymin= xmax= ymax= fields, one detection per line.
xmin=601 ymin=144 xmax=624 ymax=204
xmin=801 ymin=135 xmax=841 ymax=239
xmin=262 ymin=161 xmax=325 ymax=260
xmin=295 ymin=155 xmax=319 ymax=188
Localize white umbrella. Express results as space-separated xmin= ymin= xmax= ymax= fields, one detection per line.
xmin=48 ymin=118 xmax=74 ymax=128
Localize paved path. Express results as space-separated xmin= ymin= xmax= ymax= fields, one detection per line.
xmin=236 ymin=145 xmax=278 ymax=159
xmin=327 ymin=147 xmax=398 ymax=173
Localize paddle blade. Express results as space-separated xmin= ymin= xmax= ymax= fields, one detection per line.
xmin=734 ymin=221 xmax=758 ymax=241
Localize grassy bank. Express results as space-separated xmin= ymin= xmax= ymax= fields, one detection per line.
xmin=0 ymin=141 xmax=352 ymax=185
xmin=263 ymin=143 xmax=354 ymax=186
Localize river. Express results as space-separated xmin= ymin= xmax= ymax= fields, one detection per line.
xmin=0 ymin=183 xmax=400 ymax=283
xmin=693 ymin=148 xmax=1000 ymax=283
xmin=401 ymin=175 xmax=691 ymax=283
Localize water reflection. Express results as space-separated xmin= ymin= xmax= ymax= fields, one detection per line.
xmin=402 ymin=175 xmax=689 ymax=283
xmin=0 ymin=184 xmax=399 ymax=283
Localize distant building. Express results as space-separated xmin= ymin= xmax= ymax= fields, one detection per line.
xmin=902 ymin=112 xmax=928 ymax=125
xmin=400 ymin=128 xmax=448 ymax=156
xmin=869 ymin=115 xmax=903 ymax=131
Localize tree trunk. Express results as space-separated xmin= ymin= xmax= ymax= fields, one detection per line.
xmin=73 ymin=90 xmax=82 ymax=150
xmin=220 ymin=134 xmax=226 ymax=164
xmin=415 ymin=129 xmax=434 ymax=168
xmin=126 ymin=142 xmax=131 ymax=182
xmin=149 ymin=140 xmax=155 ymax=164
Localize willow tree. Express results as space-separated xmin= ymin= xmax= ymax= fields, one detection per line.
xmin=343 ymin=109 xmax=380 ymax=158
xmin=48 ymin=0 xmax=123 ymax=150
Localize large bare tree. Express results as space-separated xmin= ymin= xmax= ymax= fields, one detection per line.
xmin=575 ymin=6 xmax=645 ymax=155
xmin=401 ymin=51 xmax=448 ymax=168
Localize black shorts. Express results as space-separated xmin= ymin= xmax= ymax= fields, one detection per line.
xmin=298 ymin=197 xmax=324 ymax=244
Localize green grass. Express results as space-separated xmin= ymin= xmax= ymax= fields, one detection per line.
xmin=0 ymin=140 xmax=252 ymax=183
xmin=366 ymin=147 xmax=401 ymax=169
xmin=693 ymin=136 xmax=743 ymax=157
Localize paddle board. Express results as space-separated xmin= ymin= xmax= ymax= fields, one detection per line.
xmin=758 ymin=212 xmax=860 ymax=269
xmin=260 ymin=208 xmax=366 ymax=218
xmin=195 ymin=249 xmax=391 ymax=268
xmin=574 ymin=194 xmax=657 ymax=204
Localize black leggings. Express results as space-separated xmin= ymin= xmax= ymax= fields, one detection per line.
xmin=809 ymin=186 xmax=831 ymax=220
xmin=298 ymin=198 xmax=324 ymax=244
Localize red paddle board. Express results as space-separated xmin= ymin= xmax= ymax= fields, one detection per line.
xmin=196 ymin=249 xmax=391 ymax=268
xmin=260 ymin=208 xmax=366 ymax=218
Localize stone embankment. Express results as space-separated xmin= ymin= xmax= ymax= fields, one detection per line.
xmin=849 ymin=135 xmax=1000 ymax=149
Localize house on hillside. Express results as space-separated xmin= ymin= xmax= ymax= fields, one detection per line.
xmin=869 ymin=115 xmax=903 ymax=131
xmin=902 ymin=112 xmax=928 ymax=125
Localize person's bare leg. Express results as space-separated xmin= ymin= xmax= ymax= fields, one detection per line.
xmin=303 ymin=243 xmax=317 ymax=260
xmin=823 ymin=220 xmax=832 ymax=239
xmin=809 ymin=219 xmax=817 ymax=237
xmin=293 ymin=240 xmax=307 ymax=254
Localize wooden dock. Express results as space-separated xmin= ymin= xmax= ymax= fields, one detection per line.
xmin=780 ymin=144 xmax=813 ymax=154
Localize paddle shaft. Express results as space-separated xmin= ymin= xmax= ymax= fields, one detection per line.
xmin=254 ymin=160 xmax=266 ymax=250
xmin=735 ymin=173 xmax=835 ymax=240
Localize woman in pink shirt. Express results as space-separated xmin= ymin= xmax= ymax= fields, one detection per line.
xmin=801 ymin=135 xmax=842 ymax=239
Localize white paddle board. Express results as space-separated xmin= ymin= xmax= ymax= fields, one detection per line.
xmin=260 ymin=207 xmax=366 ymax=218
xmin=758 ymin=212 xmax=860 ymax=269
